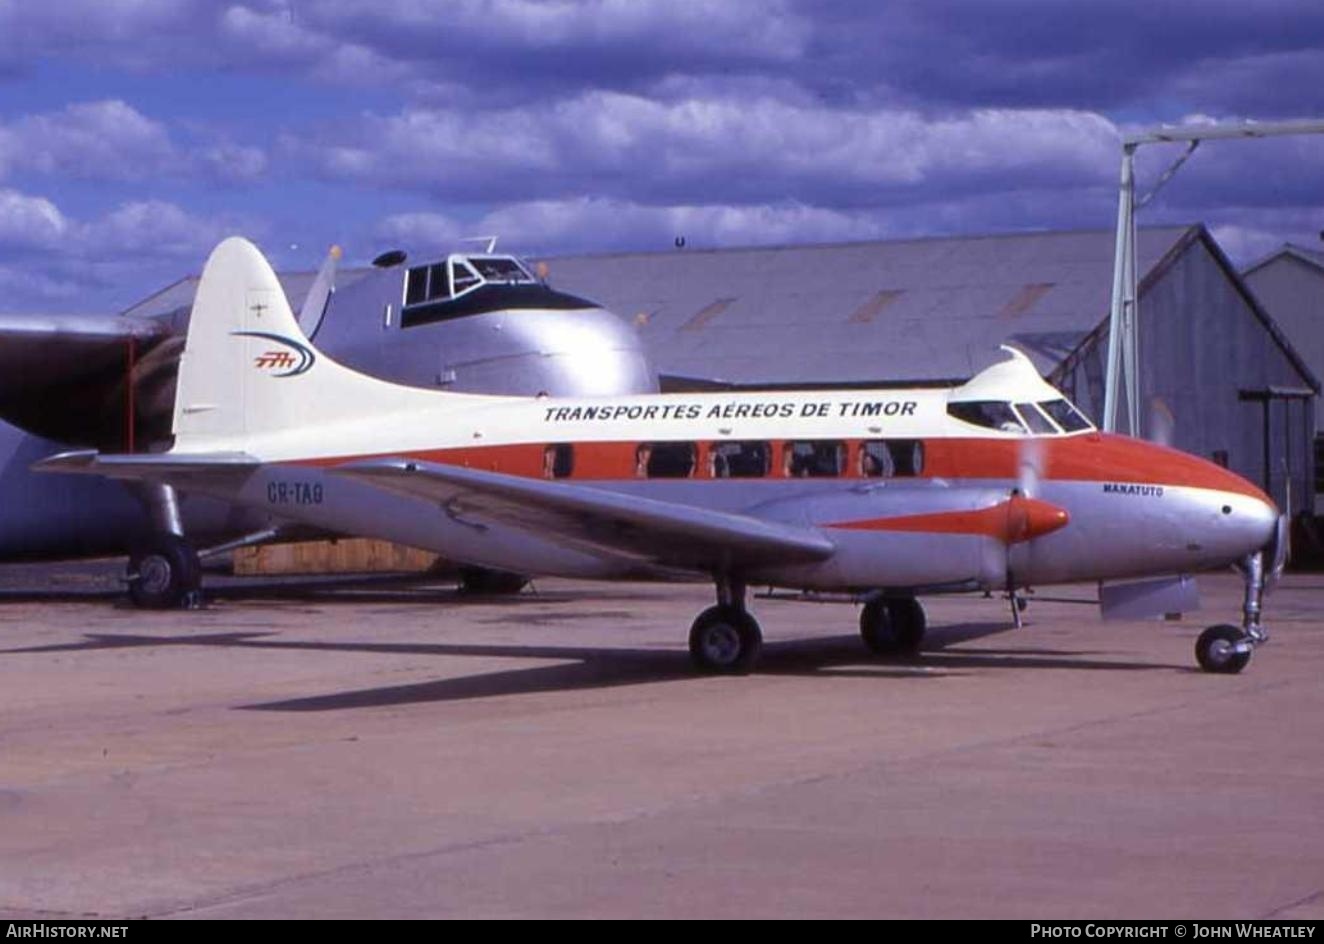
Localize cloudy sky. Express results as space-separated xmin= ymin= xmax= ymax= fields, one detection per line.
xmin=2 ymin=0 xmax=1323 ymax=312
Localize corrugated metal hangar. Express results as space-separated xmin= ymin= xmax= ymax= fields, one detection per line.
xmin=1244 ymin=244 xmax=1324 ymax=516
xmin=541 ymin=226 xmax=1318 ymax=521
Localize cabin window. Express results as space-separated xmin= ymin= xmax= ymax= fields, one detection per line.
xmin=1038 ymin=398 xmax=1093 ymax=432
xmin=1014 ymin=402 xmax=1057 ymax=435
xmin=947 ymin=400 xmax=1026 ymax=434
xmin=636 ymin=442 xmax=696 ymax=478
xmin=860 ymin=440 xmax=924 ymax=477
xmin=783 ymin=441 xmax=845 ymax=478
xmin=544 ymin=443 xmax=574 ymax=479
xmin=709 ymin=441 xmax=770 ymax=478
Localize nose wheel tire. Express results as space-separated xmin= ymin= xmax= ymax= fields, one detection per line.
xmin=126 ymin=534 xmax=202 ymax=609
xmin=1196 ymin=624 xmax=1251 ymax=675
xmin=689 ymin=605 xmax=762 ymax=674
xmin=860 ymin=597 xmax=926 ymax=654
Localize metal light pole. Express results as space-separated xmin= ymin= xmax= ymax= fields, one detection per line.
xmin=1102 ymin=118 xmax=1324 ymax=435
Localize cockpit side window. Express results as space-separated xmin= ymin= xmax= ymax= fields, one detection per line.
xmin=1038 ymin=399 xmax=1093 ymax=433
xmin=947 ymin=400 xmax=1027 ymax=434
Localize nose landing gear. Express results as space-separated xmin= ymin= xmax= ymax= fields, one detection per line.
xmin=1196 ymin=551 xmax=1268 ymax=674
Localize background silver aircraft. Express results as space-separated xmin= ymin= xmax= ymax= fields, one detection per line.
xmin=0 ymin=245 xmax=657 ymax=603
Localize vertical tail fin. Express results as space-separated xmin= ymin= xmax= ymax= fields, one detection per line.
xmin=172 ymin=237 xmax=466 ymax=450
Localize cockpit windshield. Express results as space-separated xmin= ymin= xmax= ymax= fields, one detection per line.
xmin=1037 ymin=398 xmax=1093 ymax=433
xmin=404 ymin=254 xmax=538 ymax=307
xmin=947 ymin=397 xmax=1094 ymax=435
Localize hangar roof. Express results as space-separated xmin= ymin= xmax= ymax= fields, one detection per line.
xmin=537 ymin=227 xmax=1202 ymax=387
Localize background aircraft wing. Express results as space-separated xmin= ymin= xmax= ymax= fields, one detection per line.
xmin=333 ymin=458 xmax=836 ymax=571
xmin=0 ymin=314 xmax=176 ymax=446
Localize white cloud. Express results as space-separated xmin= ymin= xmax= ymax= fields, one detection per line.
xmin=0 ymin=100 xmax=177 ymax=181
xmin=0 ymin=100 xmax=268 ymax=185
xmin=0 ymin=187 xmax=253 ymax=309
xmin=0 ymin=189 xmax=69 ymax=250
xmin=306 ymin=94 xmax=1120 ymax=207
xmin=375 ymin=211 xmax=465 ymax=250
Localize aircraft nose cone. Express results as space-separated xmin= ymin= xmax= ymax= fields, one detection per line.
xmin=1210 ymin=489 xmax=1279 ymax=561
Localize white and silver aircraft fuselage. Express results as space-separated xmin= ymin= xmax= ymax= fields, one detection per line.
xmin=43 ymin=238 xmax=1284 ymax=675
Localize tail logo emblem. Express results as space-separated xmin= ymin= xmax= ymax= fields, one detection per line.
xmin=232 ymin=331 xmax=316 ymax=377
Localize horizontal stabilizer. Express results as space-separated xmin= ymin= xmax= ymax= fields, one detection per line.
xmin=333 ymin=458 xmax=836 ymax=571
xmin=33 ymin=449 xmax=259 ymax=482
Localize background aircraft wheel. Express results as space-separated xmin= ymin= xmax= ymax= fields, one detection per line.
xmin=860 ymin=598 xmax=924 ymax=654
xmin=688 ymin=605 xmax=762 ymax=674
xmin=1196 ymin=624 xmax=1251 ymax=674
xmin=126 ymin=534 xmax=201 ymax=609
xmin=457 ymin=566 xmax=529 ymax=595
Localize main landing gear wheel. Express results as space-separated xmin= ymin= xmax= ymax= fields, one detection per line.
xmin=126 ymin=533 xmax=202 ymax=609
xmin=457 ymin=566 xmax=529 ymax=596
xmin=1196 ymin=624 xmax=1252 ymax=675
xmin=860 ymin=597 xmax=926 ymax=655
xmin=688 ymin=605 xmax=763 ymax=674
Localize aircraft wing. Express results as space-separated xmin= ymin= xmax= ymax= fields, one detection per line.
xmin=333 ymin=458 xmax=836 ymax=571
xmin=0 ymin=314 xmax=170 ymax=386
xmin=0 ymin=314 xmax=177 ymax=446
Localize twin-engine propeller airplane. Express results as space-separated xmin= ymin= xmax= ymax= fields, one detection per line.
xmin=40 ymin=238 xmax=1287 ymax=675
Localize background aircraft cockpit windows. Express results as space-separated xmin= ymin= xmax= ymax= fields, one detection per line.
xmin=544 ymin=443 xmax=574 ymax=479
xmin=710 ymin=441 xmax=770 ymax=478
xmin=1038 ymin=399 xmax=1094 ymax=432
xmin=860 ymin=440 xmax=924 ymax=477
xmin=470 ymin=257 xmax=536 ymax=284
xmin=405 ymin=266 xmax=428 ymax=306
xmin=784 ymin=441 xmax=845 ymax=477
xmin=637 ymin=442 xmax=697 ymax=478
xmin=1013 ymin=402 xmax=1058 ymax=435
xmin=947 ymin=400 xmax=1028 ymax=434
xmin=450 ymin=258 xmax=482 ymax=295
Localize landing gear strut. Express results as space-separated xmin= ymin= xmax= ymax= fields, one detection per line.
xmin=1196 ymin=551 xmax=1268 ymax=674
xmin=859 ymin=596 xmax=926 ymax=655
xmin=688 ymin=576 xmax=762 ymax=674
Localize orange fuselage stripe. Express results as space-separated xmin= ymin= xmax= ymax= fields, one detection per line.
xmin=294 ymin=433 xmax=1268 ymax=503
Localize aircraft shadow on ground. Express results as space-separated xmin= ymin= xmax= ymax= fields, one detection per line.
xmin=2 ymin=620 xmax=1181 ymax=711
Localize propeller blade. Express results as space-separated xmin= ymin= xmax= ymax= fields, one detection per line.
xmin=1017 ymin=437 xmax=1045 ymax=499
xmin=1147 ymin=396 xmax=1175 ymax=447
xmin=297 ymin=244 xmax=341 ymax=339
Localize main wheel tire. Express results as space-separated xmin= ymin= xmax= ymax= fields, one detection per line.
xmin=688 ymin=605 xmax=763 ymax=674
xmin=457 ymin=567 xmax=529 ymax=595
xmin=886 ymin=598 xmax=926 ymax=652
xmin=861 ymin=598 xmax=925 ymax=655
xmin=126 ymin=534 xmax=202 ymax=609
xmin=1196 ymin=624 xmax=1251 ymax=674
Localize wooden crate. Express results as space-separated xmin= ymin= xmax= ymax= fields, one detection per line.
xmin=234 ymin=538 xmax=440 ymax=576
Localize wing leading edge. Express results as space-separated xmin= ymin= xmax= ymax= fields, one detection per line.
xmin=333 ymin=458 xmax=836 ymax=571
